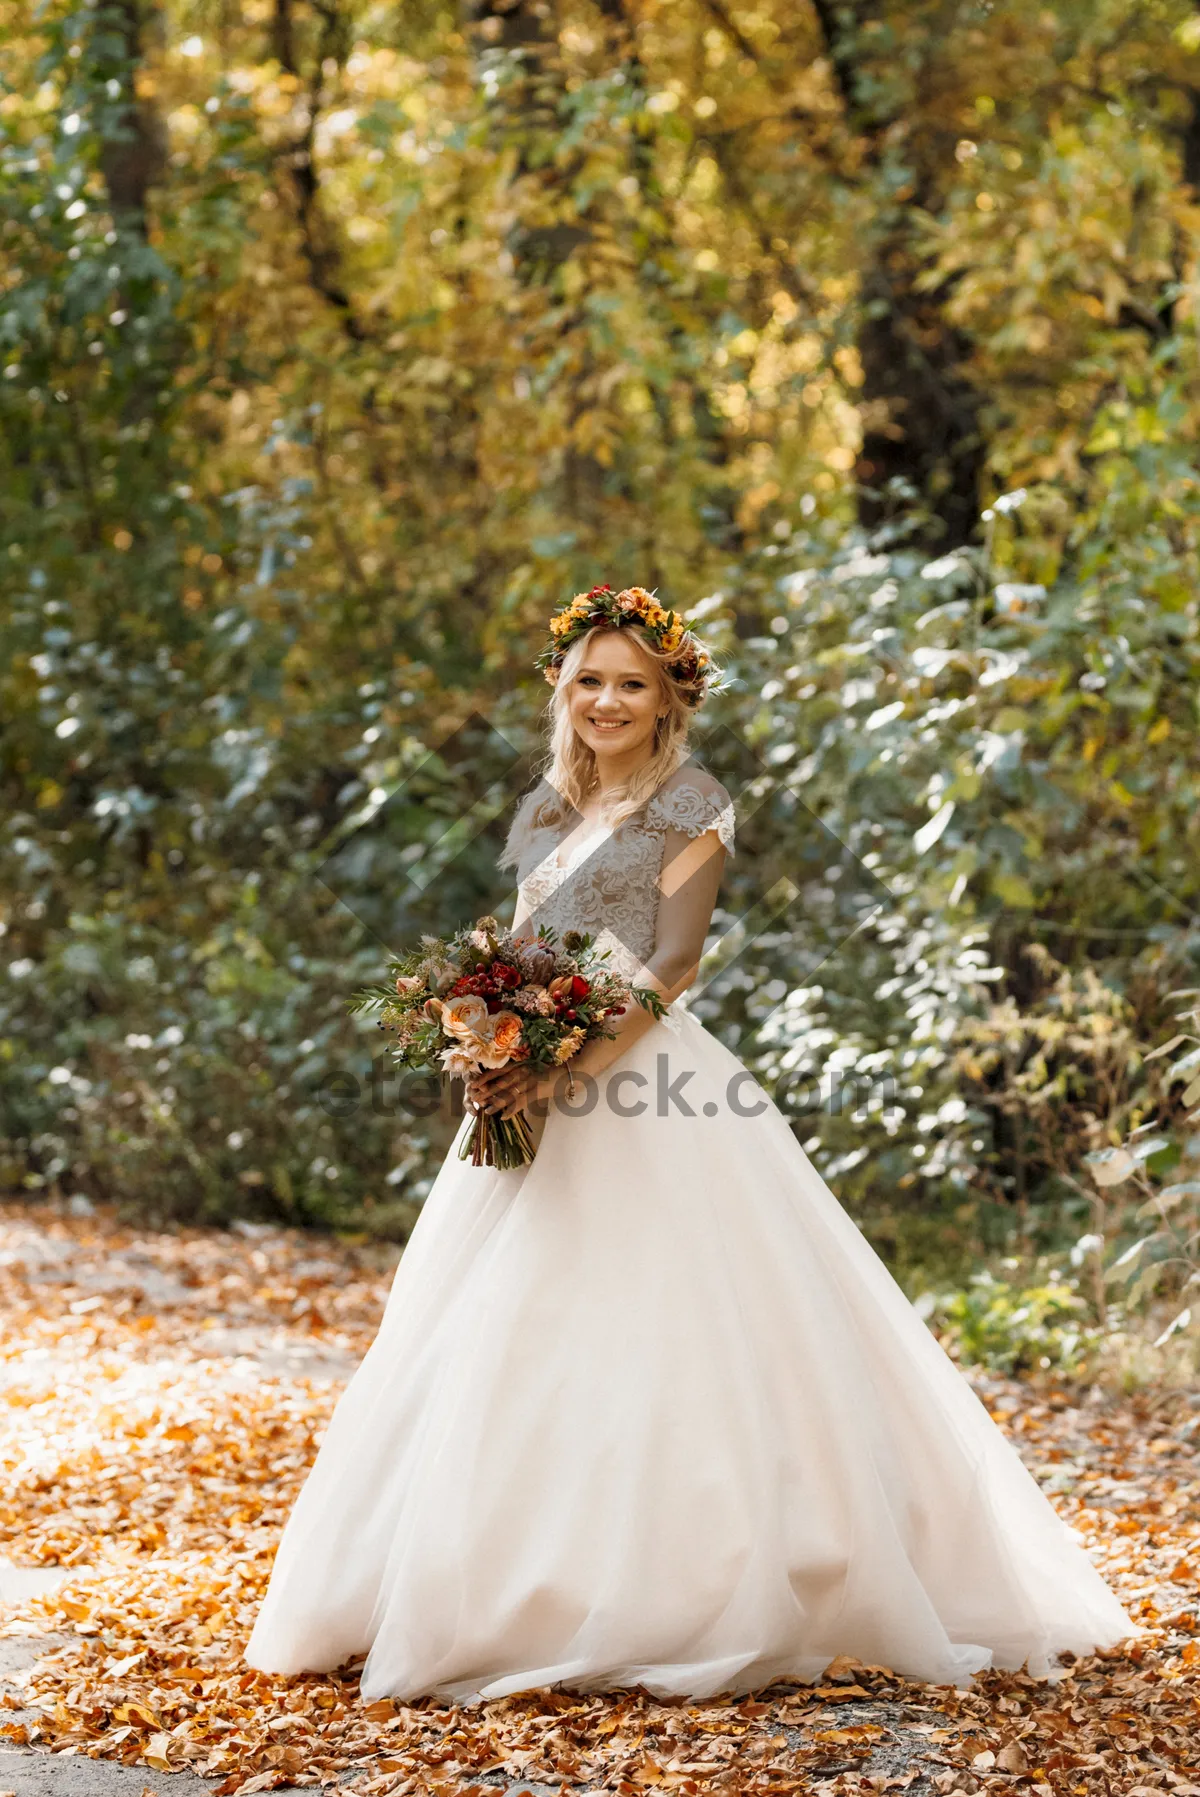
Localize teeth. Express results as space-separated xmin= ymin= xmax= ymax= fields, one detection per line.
xmin=590 ymin=719 xmax=628 ymax=728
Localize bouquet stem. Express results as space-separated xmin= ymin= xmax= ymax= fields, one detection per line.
xmin=459 ymin=1105 xmax=539 ymax=1170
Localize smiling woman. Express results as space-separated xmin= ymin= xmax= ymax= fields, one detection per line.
xmin=244 ymin=584 xmax=1137 ymax=1705
xmin=511 ymin=584 xmax=733 ymax=879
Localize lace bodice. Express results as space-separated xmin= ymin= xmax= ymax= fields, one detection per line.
xmin=499 ymin=771 xmax=735 ymax=1029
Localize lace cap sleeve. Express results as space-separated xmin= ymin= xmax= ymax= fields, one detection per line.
xmin=645 ymin=772 xmax=736 ymax=857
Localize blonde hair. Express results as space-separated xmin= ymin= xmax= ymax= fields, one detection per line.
xmin=498 ymin=623 xmax=710 ymax=869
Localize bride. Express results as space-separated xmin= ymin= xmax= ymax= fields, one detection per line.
xmin=244 ymin=583 xmax=1135 ymax=1703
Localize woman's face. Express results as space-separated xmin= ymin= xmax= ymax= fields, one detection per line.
xmin=564 ymin=630 xmax=666 ymax=771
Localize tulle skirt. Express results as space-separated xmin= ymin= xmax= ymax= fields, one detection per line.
xmin=244 ymin=1005 xmax=1136 ymax=1702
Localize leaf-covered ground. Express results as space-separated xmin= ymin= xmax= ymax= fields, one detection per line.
xmin=0 ymin=1200 xmax=1197 ymax=1797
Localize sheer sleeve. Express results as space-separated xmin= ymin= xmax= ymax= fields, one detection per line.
xmin=495 ymin=783 xmax=564 ymax=873
xmin=496 ymin=790 xmax=547 ymax=874
xmin=645 ymin=771 xmax=736 ymax=857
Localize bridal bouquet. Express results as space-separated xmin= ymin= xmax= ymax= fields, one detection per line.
xmin=349 ymin=916 xmax=667 ymax=1169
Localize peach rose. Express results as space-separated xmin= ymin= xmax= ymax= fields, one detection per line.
xmin=443 ymin=994 xmax=488 ymax=1038
xmin=491 ymin=1011 xmax=525 ymax=1058
xmin=468 ymin=1030 xmax=512 ymax=1071
xmin=470 ymin=1011 xmax=527 ymax=1068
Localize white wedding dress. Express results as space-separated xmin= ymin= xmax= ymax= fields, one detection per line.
xmin=245 ymin=773 xmax=1135 ymax=1702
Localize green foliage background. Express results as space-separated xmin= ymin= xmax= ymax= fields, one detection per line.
xmin=3 ymin=0 xmax=1200 ymax=1348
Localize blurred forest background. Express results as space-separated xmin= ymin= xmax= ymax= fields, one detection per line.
xmin=3 ymin=0 xmax=1200 ymax=1383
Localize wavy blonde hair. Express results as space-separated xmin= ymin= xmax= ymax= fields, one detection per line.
xmin=498 ymin=623 xmax=710 ymax=869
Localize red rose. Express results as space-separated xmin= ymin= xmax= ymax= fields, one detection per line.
xmin=570 ymin=975 xmax=590 ymax=1000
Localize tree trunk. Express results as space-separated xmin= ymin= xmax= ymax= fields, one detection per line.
xmin=855 ymin=233 xmax=985 ymax=545
xmin=811 ymin=0 xmax=985 ymax=544
xmin=95 ymin=0 xmax=167 ymax=237
xmin=463 ymin=0 xmax=632 ymax=524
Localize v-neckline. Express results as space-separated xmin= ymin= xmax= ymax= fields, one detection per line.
xmin=553 ymin=817 xmax=610 ymax=872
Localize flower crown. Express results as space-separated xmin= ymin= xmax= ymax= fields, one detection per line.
xmin=534 ymin=584 xmax=723 ymax=710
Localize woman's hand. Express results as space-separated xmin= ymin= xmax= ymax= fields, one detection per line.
xmin=465 ymin=1061 xmax=555 ymax=1121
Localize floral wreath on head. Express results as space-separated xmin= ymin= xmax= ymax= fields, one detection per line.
xmin=534 ymin=584 xmax=726 ymax=710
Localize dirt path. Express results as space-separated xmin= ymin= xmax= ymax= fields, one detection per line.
xmin=1 ymin=1199 xmax=1197 ymax=1797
